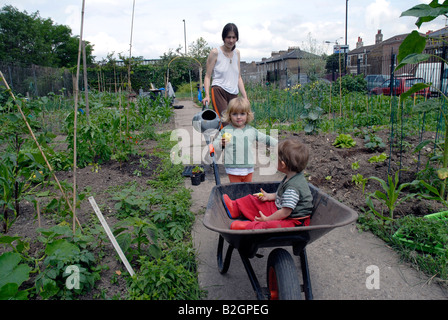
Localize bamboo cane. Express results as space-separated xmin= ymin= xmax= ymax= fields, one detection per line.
xmin=82 ymin=40 xmax=90 ymax=121
xmin=36 ymin=200 xmax=41 ymax=229
xmin=71 ymin=0 xmax=87 ymax=234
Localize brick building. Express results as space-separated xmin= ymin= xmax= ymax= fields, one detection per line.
xmin=241 ymin=47 xmax=321 ymax=89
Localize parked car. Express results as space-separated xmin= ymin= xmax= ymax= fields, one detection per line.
xmin=365 ymin=74 xmax=390 ymax=92
xmin=415 ymin=62 xmax=448 ymax=96
xmin=371 ymin=77 xmax=430 ymax=98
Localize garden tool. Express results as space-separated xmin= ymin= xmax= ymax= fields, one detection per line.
xmin=192 ymin=103 xmax=221 ymax=185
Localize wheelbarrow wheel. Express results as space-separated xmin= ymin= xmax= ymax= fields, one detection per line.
xmin=266 ymin=248 xmax=302 ymax=300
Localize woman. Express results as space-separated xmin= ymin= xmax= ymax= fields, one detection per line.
xmin=202 ymin=23 xmax=248 ymax=124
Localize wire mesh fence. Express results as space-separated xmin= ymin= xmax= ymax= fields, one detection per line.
xmin=0 ymin=62 xmax=73 ymax=98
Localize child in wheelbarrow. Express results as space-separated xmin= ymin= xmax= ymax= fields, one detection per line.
xmin=222 ymin=138 xmax=313 ymax=230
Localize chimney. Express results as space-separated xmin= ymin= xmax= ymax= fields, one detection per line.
xmin=375 ymin=29 xmax=383 ymax=44
xmin=356 ymin=36 xmax=364 ymax=48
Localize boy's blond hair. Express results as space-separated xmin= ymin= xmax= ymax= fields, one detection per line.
xmin=222 ymin=97 xmax=254 ymax=124
xmin=278 ymin=138 xmax=309 ymax=173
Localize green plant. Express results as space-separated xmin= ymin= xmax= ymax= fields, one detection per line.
xmin=191 ymin=166 xmax=204 ymax=174
xmin=364 ymin=133 xmax=385 ymax=151
xmin=110 ymin=183 xmax=163 ymax=218
xmin=352 ymin=173 xmax=367 ymax=193
xmin=0 ymin=151 xmax=47 ymax=233
xmin=414 ymin=179 xmax=448 ymax=209
xmin=126 ymin=243 xmax=204 ymax=300
xmin=368 ymin=153 xmax=388 ymax=163
xmin=300 ymin=103 xmax=324 ymax=135
xmin=394 ymin=213 xmax=448 ymax=255
xmin=113 ymin=216 xmax=162 ymax=262
xmin=34 ymin=225 xmax=101 ymax=299
xmin=0 ymin=251 xmax=31 ymax=300
xmin=65 ymin=116 xmax=112 ymax=168
xmin=333 ymin=133 xmax=356 ymax=148
xmin=366 ymin=171 xmax=417 ymax=223
xmin=397 ymin=3 xmax=448 ymax=199
xmin=351 ymin=161 xmax=360 ymax=170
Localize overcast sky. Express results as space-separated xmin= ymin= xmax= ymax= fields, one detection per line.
xmin=2 ymin=0 xmax=447 ymax=63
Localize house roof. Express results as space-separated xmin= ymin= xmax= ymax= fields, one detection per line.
xmin=256 ymin=48 xmax=318 ymax=65
xmin=428 ymin=27 xmax=448 ymax=38
xmin=348 ymin=33 xmax=412 ymax=56
xmin=348 ymin=44 xmax=376 ymax=55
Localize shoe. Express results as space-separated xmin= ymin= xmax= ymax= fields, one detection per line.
xmin=230 ymin=220 xmax=251 ymax=230
xmin=222 ymin=194 xmax=239 ymax=218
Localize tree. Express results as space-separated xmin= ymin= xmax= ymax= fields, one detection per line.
xmin=188 ymin=37 xmax=211 ymax=61
xmin=300 ymin=33 xmax=327 ymax=82
xmin=0 ymin=5 xmax=94 ymax=68
xmin=325 ymin=53 xmax=341 ymax=74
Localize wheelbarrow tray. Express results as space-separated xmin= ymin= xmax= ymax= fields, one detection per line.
xmin=203 ymin=182 xmax=358 ymax=258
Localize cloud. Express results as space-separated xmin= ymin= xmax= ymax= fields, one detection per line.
xmin=365 ymin=0 xmax=402 ymax=30
xmin=86 ymin=31 xmax=129 ymax=59
xmin=3 ymin=0 xmax=446 ymax=63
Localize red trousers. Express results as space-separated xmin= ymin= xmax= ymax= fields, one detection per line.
xmin=228 ymin=173 xmax=253 ymax=183
xmin=232 ymin=195 xmax=309 ymax=230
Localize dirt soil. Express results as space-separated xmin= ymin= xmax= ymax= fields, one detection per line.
xmin=2 ymin=99 xmax=446 ymax=300
xmin=279 ymin=129 xmax=444 ymax=218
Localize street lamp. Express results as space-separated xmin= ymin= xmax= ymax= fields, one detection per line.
xmin=183 ymin=19 xmax=187 ymax=55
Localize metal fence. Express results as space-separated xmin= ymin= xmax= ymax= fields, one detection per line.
xmin=350 ymin=46 xmax=448 ymax=96
xmin=0 ymin=62 xmax=73 ymax=97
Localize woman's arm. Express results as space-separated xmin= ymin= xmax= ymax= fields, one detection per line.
xmin=236 ymin=50 xmax=248 ymax=100
xmin=203 ymin=48 xmax=218 ymax=106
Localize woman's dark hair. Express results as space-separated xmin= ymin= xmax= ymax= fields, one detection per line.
xmin=222 ymin=23 xmax=239 ymax=51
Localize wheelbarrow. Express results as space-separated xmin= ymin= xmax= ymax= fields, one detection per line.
xmin=203 ymin=181 xmax=358 ymax=300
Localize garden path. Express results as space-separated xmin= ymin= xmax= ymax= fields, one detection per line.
xmin=173 ymin=99 xmax=447 ymax=300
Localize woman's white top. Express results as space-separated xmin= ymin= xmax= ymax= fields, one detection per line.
xmin=212 ymin=47 xmax=240 ymax=95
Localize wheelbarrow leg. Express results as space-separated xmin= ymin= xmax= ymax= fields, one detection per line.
xmin=239 ymin=252 xmax=266 ymax=300
xmin=299 ymin=248 xmax=313 ymax=300
xmin=217 ymin=235 xmax=234 ymax=274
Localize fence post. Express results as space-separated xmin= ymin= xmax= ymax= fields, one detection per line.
xmin=439 ymin=46 xmax=446 ymax=95
xmin=389 ymin=52 xmax=395 ymax=96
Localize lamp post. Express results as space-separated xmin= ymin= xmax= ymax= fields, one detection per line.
xmin=345 ymin=0 xmax=348 ymax=47
xmin=345 ymin=0 xmax=349 ymax=74
xmin=183 ymin=19 xmax=187 ymax=55
xmin=183 ymin=19 xmax=193 ymax=99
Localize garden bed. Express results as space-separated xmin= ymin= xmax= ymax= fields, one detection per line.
xmin=2 ymin=90 xmax=448 ymax=299
xmin=278 ymin=129 xmax=444 ymax=218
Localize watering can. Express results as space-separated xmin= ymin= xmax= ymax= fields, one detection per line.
xmin=192 ymin=109 xmax=221 ymax=134
xmin=191 ymin=107 xmax=222 ymax=185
